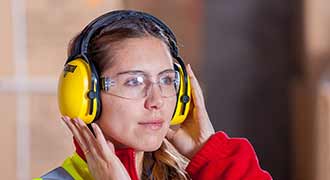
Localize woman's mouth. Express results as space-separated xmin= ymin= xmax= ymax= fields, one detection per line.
xmin=138 ymin=120 xmax=164 ymax=130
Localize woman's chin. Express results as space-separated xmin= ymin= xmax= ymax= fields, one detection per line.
xmin=136 ymin=139 xmax=163 ymax=152
xmin=144 ymin=144 xmax=162 ymax=152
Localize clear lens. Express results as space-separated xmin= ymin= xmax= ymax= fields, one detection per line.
xmin=101 ymin=70 xmax=180 ymax=99
xmin=158 ymin=71 xmax=180 ymax=97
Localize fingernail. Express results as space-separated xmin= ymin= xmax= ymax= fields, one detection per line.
xmin=61 ymin=116 xmax=68 ymax=122
xmin=189 ymin=64 xmax=194 ymax=72
xmin=91 ymin=123 xmax=96 ymax=129
xmin=73 ymin=118 xmax=79 ymax=124
xmin=187 ymin=64 xmax=194 ymax=76
xmin=61 ymin=117 xmax=66 ymax=122
xmin=77 ymin=118 xmax=85 ymax=125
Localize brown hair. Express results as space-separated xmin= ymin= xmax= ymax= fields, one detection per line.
xmin=68 ymin=14 xmax=190 ymax=180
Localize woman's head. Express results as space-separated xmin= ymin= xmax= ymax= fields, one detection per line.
xmin=68 ymin=11 xmax=189 ymax=179
xmin=68 ymin=13 xmax=178 ymax=151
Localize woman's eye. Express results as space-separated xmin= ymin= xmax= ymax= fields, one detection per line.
xmin=160 ymin=76 xmax=175 ymax=85
xmin=124 ymin=76 xmax=144 ymax=87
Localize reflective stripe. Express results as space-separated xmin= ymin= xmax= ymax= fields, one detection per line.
xmin=40 ymin=167 xmax=74 ymax=180
xmin=61 ymin=153 xmax=93 ymax=180
xmin=35 ymin=153 xmax=92 ymax=180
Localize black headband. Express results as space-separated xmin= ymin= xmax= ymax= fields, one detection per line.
xmin=71 ymin=10 xmax=179 ymax=59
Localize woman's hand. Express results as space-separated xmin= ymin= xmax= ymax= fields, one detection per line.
xmin=62 ymin=116 xmax=131 ymax=180
xmin=166 ymin=64 xmax=215 ymax=159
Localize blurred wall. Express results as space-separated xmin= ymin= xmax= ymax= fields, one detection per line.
xmin=203 ymin=1 xmax=299 ymax=179
xmin=1 ymin=0 xmax=18 ymax=179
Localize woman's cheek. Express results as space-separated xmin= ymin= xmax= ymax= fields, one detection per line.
xmin=167 ymin=97 xmax=177 ymax=120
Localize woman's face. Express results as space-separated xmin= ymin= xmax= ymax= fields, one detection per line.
xmin=96 ymin=36 xmax=177 ymax=151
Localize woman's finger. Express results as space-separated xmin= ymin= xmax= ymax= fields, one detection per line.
xmin=186 ymin=65 xmax=214 ymax=131
xmin=107 ymin=140 xmax=115 ymax=153
xmin=92 ymin=123 xmax=116 ymax=160
xmin=61 ymin=116 xmax=89 ymax=152
xmin=166 ymin=127 xmax=176 ymax=140
xmin=74 ymin=118 xmax=103 ymax=159
xmin=187 ymin=64 xmax=205 ymax=109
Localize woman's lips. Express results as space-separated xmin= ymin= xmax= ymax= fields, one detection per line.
xmin=138 ymin=120 xmax=164 ymax=130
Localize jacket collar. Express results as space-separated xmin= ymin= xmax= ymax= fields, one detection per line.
xmin=74 ymin=138 xmax=140 ymax=180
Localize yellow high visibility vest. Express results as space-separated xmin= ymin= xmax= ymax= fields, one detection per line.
xmin=34 ymin=153 xmax=94 ymax=180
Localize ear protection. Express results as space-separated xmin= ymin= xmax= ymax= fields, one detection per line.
xmin=58 ymin=10 xmax=191 ymax=125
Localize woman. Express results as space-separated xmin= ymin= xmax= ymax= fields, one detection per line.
xmin=37 ymin=10 xmax=272 ymax=180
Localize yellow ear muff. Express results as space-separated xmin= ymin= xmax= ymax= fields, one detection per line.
xmin=170 ymin=64 xmax=191 ymax=125
xmin=58 ymin=58 xmax=98 ymax=124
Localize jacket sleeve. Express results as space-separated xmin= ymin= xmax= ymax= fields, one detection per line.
xmin=186 ymin=131 xmax=272 ymax=180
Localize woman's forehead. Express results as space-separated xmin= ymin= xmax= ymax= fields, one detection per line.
xmin=103 ymin=37 xmax=174 ymax=76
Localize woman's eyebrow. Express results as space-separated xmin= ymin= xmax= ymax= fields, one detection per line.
xmin=116 ymin=68 xmax=175 ymax=76
xmin=116 ymin=70 xmax=145 ymax=76
xmin=158 ymin=68 xmax=175 ymax=75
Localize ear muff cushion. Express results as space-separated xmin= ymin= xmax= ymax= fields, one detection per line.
xmin=58 ymin=58 xmax=99 ymax=124
xmin=170 ymin=63 xmax=191 ymax=125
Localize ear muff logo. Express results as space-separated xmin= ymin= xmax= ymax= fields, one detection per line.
xmin=63 ymin=64 xmax=77 ymax=77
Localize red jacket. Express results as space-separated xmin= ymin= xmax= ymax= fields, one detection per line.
xmin=76 ymin=131 xmax=272 ymax=180
xmin=185 ymin=131 xmax=272 ymax=179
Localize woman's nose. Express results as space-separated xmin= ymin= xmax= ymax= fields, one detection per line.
xmin=144 ymin=83 xmax=164 ymax=110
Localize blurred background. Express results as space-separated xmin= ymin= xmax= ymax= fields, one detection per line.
xmin=0 ymin=0 xmax=329 ymax=179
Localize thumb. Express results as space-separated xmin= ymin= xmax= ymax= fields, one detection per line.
xmin=107 ymin=140 xmax=115 ymax=153
xmin=166 ymin=128 xmax=176 ymax=140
